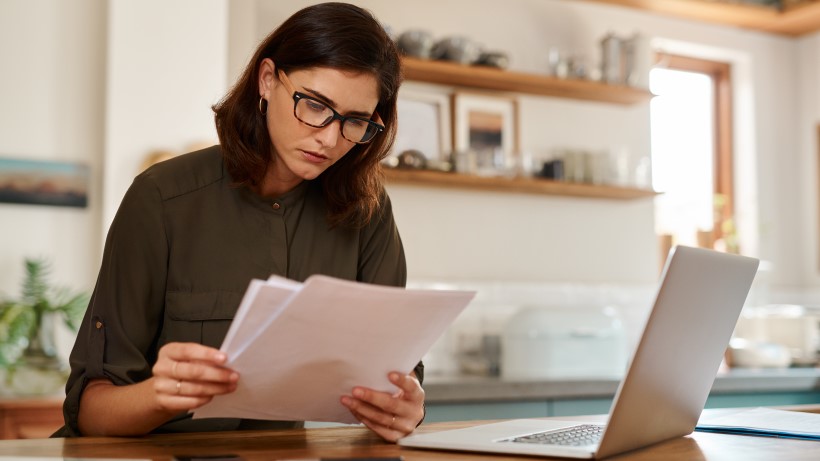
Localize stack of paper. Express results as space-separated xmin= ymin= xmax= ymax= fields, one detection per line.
xmin=192 ymin=275 xmax=475 ymax=424
xmin=696 ymin=407 xmax=820 ymax=440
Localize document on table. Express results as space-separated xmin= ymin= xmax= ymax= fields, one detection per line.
xmin=193 ymin=275 xmax=475 ymax=423
xmin=695 ymin=407 xmax=820 ymax=440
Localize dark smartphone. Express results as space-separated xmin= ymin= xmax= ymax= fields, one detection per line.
xmin=172 ymin=455 xmax=243 ymax=461
xmin=321 ymin=458 xmax=403 ymax=461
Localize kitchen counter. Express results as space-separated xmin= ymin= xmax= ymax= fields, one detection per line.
xmin=420 ymin=368 xmax=820 ymax=422
xmin=423 ymin=367 xmax=820 ymax=403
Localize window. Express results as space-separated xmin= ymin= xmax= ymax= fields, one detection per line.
xmin=650 ymin=54 xmax=735 ymax=253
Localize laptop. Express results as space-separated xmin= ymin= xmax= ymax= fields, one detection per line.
xmin=399 ymin=245 xmax=759 ymax=459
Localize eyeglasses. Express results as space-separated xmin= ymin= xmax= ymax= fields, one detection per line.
xmin=276 ymin=70 xmax=384 ymax=144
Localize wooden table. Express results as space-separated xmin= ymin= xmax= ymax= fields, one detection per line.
xmin=0 ymin=407 xmax=817 ymax=460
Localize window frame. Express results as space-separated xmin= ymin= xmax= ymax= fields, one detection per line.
xmin=655 ymin=53 xmax=734 ymax=248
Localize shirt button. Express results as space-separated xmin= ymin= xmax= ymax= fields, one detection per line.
xmin=272 ymin=202 xmax=281 ymax=210
xmin=95 ymin=321 xmax=103 ymax=329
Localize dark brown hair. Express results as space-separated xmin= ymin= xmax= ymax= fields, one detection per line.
xmin=212 ymin=2 xmax=401 ymax=228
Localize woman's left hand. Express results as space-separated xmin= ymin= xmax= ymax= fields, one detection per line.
xmin=340 ymin=371 xmax=425 ymax=442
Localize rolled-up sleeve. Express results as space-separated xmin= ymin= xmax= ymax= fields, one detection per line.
xmin=58 ymin=173 xmax=169 ymax=436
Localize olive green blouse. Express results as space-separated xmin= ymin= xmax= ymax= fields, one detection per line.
xmin=55 ymin=145 xmax=419 ymax=436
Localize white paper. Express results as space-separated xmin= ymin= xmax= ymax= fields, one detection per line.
xmin=698 ymin=407 xmax=820 ymax=438
xmin=219 ymin=277 xmax=299 ymax=356
xmin=193 ymin=275 xmax=474 ymax=423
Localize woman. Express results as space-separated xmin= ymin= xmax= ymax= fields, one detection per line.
xmin=56 ymin=2 xmax=424 ymax=442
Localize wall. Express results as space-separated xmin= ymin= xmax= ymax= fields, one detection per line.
xmin=0 ymin=0 xmax=106 ymax=297
xmin=102 ymin=0 xmax=229 ymax=231
xmin=798 ymin=32 xmax=820 ymax=288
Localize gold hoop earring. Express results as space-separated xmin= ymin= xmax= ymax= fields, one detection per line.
xmin=258 ymin=97 xmax=268 ymax=115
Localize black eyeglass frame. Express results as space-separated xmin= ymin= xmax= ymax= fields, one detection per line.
xmin=277 ymin=70 xmax=385 ymax=145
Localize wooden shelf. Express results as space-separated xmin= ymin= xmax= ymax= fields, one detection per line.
xmin=0 ymin=396 xmax=64 ymax=439
xmin=401 ymin=57 xmax=653 ymax=106
xmin=397 ymin=54 xmax=655 ymax=198
xmin=384 ymin=168 xmax=658 ymax=200
xmin=584 ymin=0 xmax=820 ymax=37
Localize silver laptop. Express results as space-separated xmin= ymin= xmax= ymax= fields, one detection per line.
xmin=400 ymin=245 xmax=759 ymax=459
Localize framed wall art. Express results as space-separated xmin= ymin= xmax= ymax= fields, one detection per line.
xmin=0 ymin=157 xmax=89 ymax=208
xmin=452 ymin=91 xmax=518 ymax=173
xmin=390 ymin=88 xmax=452 ymax=164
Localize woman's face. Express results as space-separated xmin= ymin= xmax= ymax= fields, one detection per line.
xmin=259 ymin=59 xmax=380 ymax=183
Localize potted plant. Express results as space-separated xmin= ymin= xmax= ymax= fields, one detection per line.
xmin=0 ymin=258 xmax=89 ymax=395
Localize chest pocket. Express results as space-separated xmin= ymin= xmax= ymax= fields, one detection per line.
xmin=163 ymin=291 xmax=243 ymax=349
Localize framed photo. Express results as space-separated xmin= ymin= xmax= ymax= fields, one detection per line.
xmin=0 ymin=157 xmax=89 ymax=208
xmin=390 ymin=88 xmax=452 ymax=162
xmin=452 ymin=92 xmax=518 ymax=172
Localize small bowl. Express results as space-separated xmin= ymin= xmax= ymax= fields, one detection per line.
xmin=431 ymin=36 xmax=482 ymax=65
xmin=475 ymin=51 xmax=510 ymax=69
xmin=396 ymin=29 xmax=434 ymax=59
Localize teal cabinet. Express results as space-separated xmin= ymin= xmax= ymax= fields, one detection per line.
xmin=705 ymin=391 xmax=820 ymax=408
xmin=424 ymin=401 xmax=549 ymax=423
xmin=426 ymin=391 xmax=820 ymax=422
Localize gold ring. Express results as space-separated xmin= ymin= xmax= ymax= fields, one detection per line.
xmin=176 ymin=380 xmax=182 ymax=394
xmin=389 ymin=415 xmax=396 ymax=429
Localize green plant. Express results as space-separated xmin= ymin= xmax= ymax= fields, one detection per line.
xmin=0 ymin=258 xmax=89 ymax=367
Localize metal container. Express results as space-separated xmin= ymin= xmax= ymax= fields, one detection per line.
xmin=600 ymin=32 xmax=623 ymax=84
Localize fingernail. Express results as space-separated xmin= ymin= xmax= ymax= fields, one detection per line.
xmin=389 ymin=372 xmax=400 ymax=381
xmin=230 ymin=372 xmax=239 ymax=382
xmin=353 ymin=388 xmax=365 ymax=398
xmin=340 ymin=396 xmax=350 ymax=406
xmin=215 ymin=352 xmax=227 ymax=362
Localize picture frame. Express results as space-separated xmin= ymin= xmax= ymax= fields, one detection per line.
xmin=0 ymin=157 xmax=89 ymax=208
xmin=390 ymin=88 xmax=452 ymax=163
xmin=452 ymin=91 xmax=518 ymax=173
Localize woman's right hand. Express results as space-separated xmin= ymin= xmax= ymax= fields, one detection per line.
xmin=151 ymin=342 xmax=239 ymax=412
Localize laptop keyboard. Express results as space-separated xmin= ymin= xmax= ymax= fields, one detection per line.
xmin=504 ymin=424 xmax=604 ymax=446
